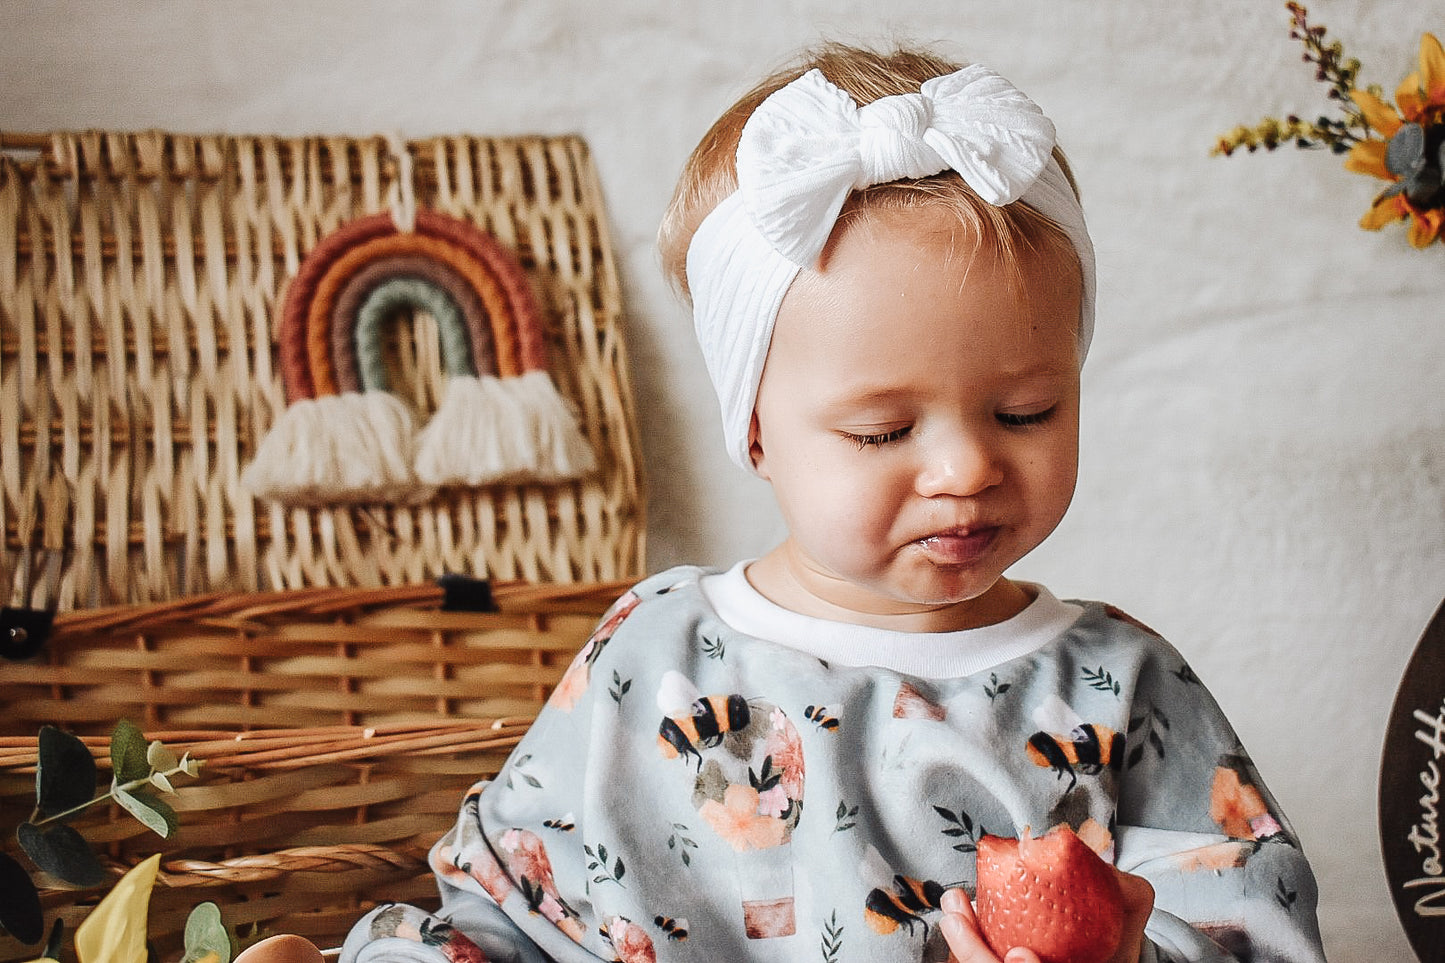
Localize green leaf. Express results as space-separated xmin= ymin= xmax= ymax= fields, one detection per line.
xmin=146 ymin=740 xmax=178 ymax=773
xmin=111 ymin=720 xmax=150 ymax=783
xmin=113 ymin=787 xmax=179 ymax=839
xmin=17 ymin=822 xmax=109 ymax=887
xmin=44 ymin=917 xmax=66 ymax=959
xmin=36 ymin=725 xmax=98 ymax=818
xmin=0 ymin=850 xmax=44 ymax=944
xmin=150 ymin=771 xmax=175 ymax=794
xmin=182 ymin=902 xmax=231 ymax=963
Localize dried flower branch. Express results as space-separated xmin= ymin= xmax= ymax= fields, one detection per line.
xmin=1214 ymin=2 xmax=1445 ymax=247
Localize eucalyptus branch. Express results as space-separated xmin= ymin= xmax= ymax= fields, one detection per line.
xmin=27 ymin=759 xmax=201 ymax=829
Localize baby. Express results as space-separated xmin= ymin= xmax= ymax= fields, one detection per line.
xmin=340 ymin=42 xmax=1326 ymax=963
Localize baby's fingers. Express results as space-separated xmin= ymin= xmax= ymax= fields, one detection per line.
xmin=938 ymin=889 xmax=1041 ymax=963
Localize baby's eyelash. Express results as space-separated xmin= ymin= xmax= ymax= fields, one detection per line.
xmin=842 ymin=426 xmax=912 ymax=449
xmin=997 ymin=407 xmax=1057 ymax=428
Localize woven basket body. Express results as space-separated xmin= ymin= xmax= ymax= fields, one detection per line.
xmin=0 ymin=131 xmax=645 ymax=611
xmin=0 ymin=579 xmax=627 ymax=960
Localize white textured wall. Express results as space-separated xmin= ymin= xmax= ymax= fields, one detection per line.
xmin=4 ymin=1 xmax=1444 ymax=959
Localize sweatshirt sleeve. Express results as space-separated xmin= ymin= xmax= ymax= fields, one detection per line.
xmin=338 ymin=585 xmax=650 ymax=963
xmin=1111 ymin=616 xmax=1326 ymax=963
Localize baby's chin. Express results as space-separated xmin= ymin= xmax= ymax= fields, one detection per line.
xmin=841 ymin=572 xmax=1030 ymax=632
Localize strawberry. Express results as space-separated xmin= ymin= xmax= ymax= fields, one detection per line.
xmin=975 ymin=825 xmax=1125 ymax=963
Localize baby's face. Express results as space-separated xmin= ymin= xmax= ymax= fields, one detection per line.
xmin=750 ymin=206 xmax=1082 ymax=624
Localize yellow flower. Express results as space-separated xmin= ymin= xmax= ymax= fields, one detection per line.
xmin=1345 ymin=33 xmax=1445 ymax=246
xmin=75 ymin=854 xmax=161 ymax=963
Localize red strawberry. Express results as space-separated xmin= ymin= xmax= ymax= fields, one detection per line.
xmin=975 ymin=825 xmax=1125 ymax=963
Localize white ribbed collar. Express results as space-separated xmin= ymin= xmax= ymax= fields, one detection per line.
xmin=699 ymin=561 xmax=1083 ymax=679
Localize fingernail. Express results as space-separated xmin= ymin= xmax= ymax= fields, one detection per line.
xmin=940 ymin=887 xmax=967 ymax=913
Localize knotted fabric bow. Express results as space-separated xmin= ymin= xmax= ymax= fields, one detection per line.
xmin=687 ymin=64 xmax=1096 ymax=472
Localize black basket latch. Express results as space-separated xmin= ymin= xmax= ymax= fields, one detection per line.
xmin=437 ymin=574 xmax=498 ymax=613
xmin=1 ymin=606 xmax=55 ymax=661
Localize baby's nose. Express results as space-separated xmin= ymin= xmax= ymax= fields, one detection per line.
xmin=916 ymin=434 xmax=1004 ymax=497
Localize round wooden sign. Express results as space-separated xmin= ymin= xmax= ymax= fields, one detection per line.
xmin=1380 ymin=598 xmax=1445 ymax=963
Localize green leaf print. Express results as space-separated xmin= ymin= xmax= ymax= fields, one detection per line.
xmin=1126 ymin=703 xmax=1170 ymax=770
xmin=1082 ymin=665 xmax=1122 ymax=696
xmin=667 ymin=822 xmax=699 ymax=867
xmin=1172 ymin=662 xmax=1202 ymax=686
xmin=610 ymin=670 xmax=632 ymax=705
xmin=585 ymin=843 xmax=626 ymax=887
xmin=820 ymin=909 xmax=843 ymax=962
xmin=1276 ymin=877 xmax=1298 ymax=911
xmin=984 ymin=672 xmax=1012 ymax=702
xmin=702 ymin=635 xmax=726 ymax=660
xmin=934 ymin=804 xmax=983 ymax=854
xmin=506 ymin=754 xmax=543 ymax=790
xmin=834 ymin=799 xmax=859 ymax=833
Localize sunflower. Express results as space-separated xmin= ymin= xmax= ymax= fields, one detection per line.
xmin=1344 ymin=32 xmax=1445 ymax=246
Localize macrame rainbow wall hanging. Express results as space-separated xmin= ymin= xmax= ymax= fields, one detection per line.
xmin=241 ymin=210 xmax=596 ymax=504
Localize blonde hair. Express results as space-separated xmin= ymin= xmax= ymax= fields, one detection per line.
xmin=657 ymin=42 xmax=1082 ymax=301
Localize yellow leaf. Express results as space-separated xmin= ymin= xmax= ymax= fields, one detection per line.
xmin=1419 ymin=32 xmax=1445 ymax=104
xmin=1344 ymin=140 xmax=1391 ymax=179
xmin=1350 ymin=89 xmax=1403 ymax=138
xmin=1408 ymin=208 xmax=1444 ymax=248
xmin=1359 ymin=194 xmax=1406 ymax=231
xmin=75 ymin=854 xmax=161 ymax=963
xmin=1396 ymin=72 xmax=1424 ymax=122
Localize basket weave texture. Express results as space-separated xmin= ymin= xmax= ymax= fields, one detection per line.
xmin=0 ymin=130 xmax=646 ymax=611
xmin=0 ymin=578 xmax=628 ymax=961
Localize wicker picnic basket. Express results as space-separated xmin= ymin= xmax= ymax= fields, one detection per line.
xmin=0 ymin=128 xmax=647 ymax=959
xmin=0 ymin=577 xmax=629 ymax=960
xmin=0 ymin=129 xmax=645 ymax=611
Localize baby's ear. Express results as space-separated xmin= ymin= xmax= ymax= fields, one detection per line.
xmin=748 ymin=411 xmax=769 ymax=479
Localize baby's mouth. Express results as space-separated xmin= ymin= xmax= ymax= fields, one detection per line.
xmin=915 ymin=526 xmax=999 ymax=565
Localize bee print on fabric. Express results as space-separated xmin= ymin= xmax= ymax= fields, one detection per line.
xmin=657 ymin=671 xmax=805 ymax=941
xmin=865 ymin=876 xmax=948 ymax=938
xmin=805 ymin=704 xmax=840 ymax=731
xmin=859 ymin=846 xmax=953 ymax=943
xmin=655 ymin=672 xmax=806 ymax=853
xmin=657 ymin=692 xmax=753 ymax=767
xmin=600 ymin=916 xmax=658 ymax=963
xmin=654 ymin=915 xmax=689 ymax=941
xmin=549 ymin=590 xmax=642 ymax=711
xmin=1026 ymin=695 xmax=1124 ymax=792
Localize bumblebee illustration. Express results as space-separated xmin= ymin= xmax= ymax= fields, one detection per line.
xmin=654 ymin=915 xmax=690 ymax=941
xmin=804 ymin=704 xmax=839 ymax=731
xmin=864 ymin=874 xmax=947 ymax=937
xmin=1027 ymin=723 xmax=1124 ymax=791
xmin=543 ymin=816 xmax=575 ymax=832
xmin=657 ymin=693 xmax=752 ymax=765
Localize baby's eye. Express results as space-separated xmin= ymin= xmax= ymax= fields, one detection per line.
xmin=841 ymin=426 xmax=912 ymax=449
xmin=996 ymin=406 xmax=1057 ymax=428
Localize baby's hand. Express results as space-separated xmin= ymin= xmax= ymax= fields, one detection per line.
xmin=940 ymin=868 xmax=1154 ymax=963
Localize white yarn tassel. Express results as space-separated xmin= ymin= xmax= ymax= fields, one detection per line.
xmin=414 ymin=374 xmax=532 ymax=486
xmin=241 ymin=393 xmax=423 ymax=504
xmin=509 ymin=370 xmax=597 ymax=482
xmin=413 ymin=372 xmax=596 ymax=487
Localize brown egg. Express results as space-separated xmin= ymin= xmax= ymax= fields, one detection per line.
xmin=232 ymin=934 xmax=327 ymax=963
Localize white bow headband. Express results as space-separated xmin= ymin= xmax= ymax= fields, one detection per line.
xmin=686 ymin=64 xmax=1096 ymax=472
